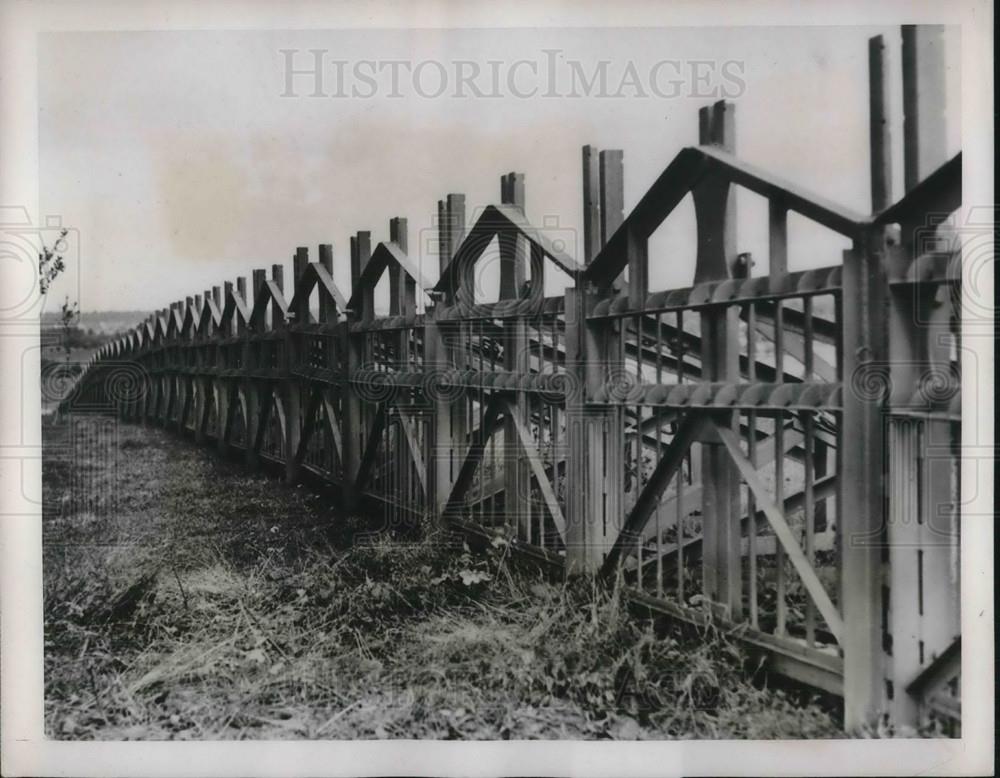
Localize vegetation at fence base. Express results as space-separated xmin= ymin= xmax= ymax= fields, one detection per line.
xmin=43 ymin=418 xmax=843 ymax=740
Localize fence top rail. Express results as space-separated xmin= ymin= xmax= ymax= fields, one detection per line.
xmin=873 ymin=152 xmax=961 ymax=225
xmin=289 ymin=261 xmax=349 ymax=313
xmin=584 ymin=145 xmax=870 ymax=288
xmin=433 ymin=203 xmax=583 ymax=295
xmin=345 ymin=241 xmax=433 ymax=313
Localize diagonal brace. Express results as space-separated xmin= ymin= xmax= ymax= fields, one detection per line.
xmin=441 ymin=395 xmax=505 ymax=519
xmin=321 ymin=392 xmax=344 ymax=462
xmin=354 ymin=403 xmax=388 ymax=494
xmin=293 ymin=388 xmax=325 ymax=465
xmin=396 ymin=408 xmax=428 ymax=496
xmin=601 ymin=414 xmax=709 ymax=577
xmin=713 ymin=422 xmax=844 ymax=643
xmin=500 ymin=397 xmax=567 ymax=542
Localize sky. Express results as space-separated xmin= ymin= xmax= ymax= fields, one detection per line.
xmin=38 ymin=26 xmax=960 ymax=313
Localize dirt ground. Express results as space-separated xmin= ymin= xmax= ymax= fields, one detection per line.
xmin=42 ymin=415 xmax=842 ymax=740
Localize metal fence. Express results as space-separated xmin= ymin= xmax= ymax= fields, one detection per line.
xmin=65 ymin=28 xmax=962 ymax=734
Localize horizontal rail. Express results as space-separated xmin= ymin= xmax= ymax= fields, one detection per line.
xmin=349 ymin=368 xmax=572 ymax=397
xmin=590 ymin=266 xmax=843 ymax=318
xmin=589 ymin=381 xmax=842 ymax=410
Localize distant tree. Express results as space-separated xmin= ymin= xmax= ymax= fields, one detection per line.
xmin=60 ymin=296 xmax=79 ymax=362
xmin=38 ymin=231 xmax=80 ymax=418
xmin=38 ymin=228 xmax=69 ymax=295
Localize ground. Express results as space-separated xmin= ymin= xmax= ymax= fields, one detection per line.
xmin=42 ymin=415 xmax=842 ymax=740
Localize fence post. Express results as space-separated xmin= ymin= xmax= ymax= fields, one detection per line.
xmin=447 ymin=196 xmax=465 ymax=263
xmin=216 ymin=284 xmax=236 ymax=453
xmin=845 ymin=28 xmax=936 ymax=718
xmin=582 ymin=146 xmax=601 ymax=268
xmin=869 ymin=35 xmax=893 ymax=214
xmin=840 ymin=233 xmax=890 ymax=732
xmin=143 ymin=315 xmax=154 ymax=423
xmin=435 ymin=194 xmax=467 ymax=513
xmin=343 ymin=233 xmax=370 ymax=510
xmin=424 ymin=300 xmax=451 ymax=521
xmin=357 ymin=232 xmax=373 ymax=323
xmin=139 ymin=312 xmax=152 ymax=424
xmin=691 ymin=99 xmax=742 ymax=620
xmin=318 ymin=244 xmax=335 ymax=322
xmin=165 ymin=306 xmax=175 ymax=427
xmin=445 ymin=192 xmax=467 ymax=486
xmin=193 ymin=296 xmax=207 ymax=442
xmin=565 ymin=146 xmax=626 ymax=573
xmin=497 ymin=173 xmax=532 ymax=538
xmin=901 ymin=25 xmax=947 ymax=194
xmin=205 ymin=287 xmax=222 ymax=448
xmin=563 ymin=285 xmax=606 ymax=571
xmin=388 ymin=224 xmax=402 ymax=316
xmin=177 ymin=301 xmax=190 ymax=430
xmin=245 ymin=269 xmax=266 ymax=470
xmin=317 ymin=243 xmax=341 ymax=481
xmin=284 ymin=248 xmax=308 ymax=483
xmin=388 ymin=218 xmax=412 ymax=512
xmin=157 ymin=308 xmax=169 ymax=426
xmin=232 ymin=277 xmax=248 ymax=451
xmin=390 ymin=217 xmax=412 ymax=354
xmin=885 ymin=24 xmax=957 ymax=729
xmin=266 ymin=264 xmax=286 ymax=465
xmin=567 ymin=147 xmax=602 ymax=572
xmin=153 ymin=312 xmax=166 ymax=424
xmin=599 ymin=150 xmax=627 ymax=295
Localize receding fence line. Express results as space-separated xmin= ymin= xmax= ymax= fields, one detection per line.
xmin=66 ymin=27 xmax=962 ymax=734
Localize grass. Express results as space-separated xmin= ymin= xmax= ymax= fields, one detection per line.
xmin=42 ymin=416 xmax=844 ymax=740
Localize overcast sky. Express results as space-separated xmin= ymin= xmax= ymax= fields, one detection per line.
xmin=38 ymin=26 xmax=960 ymax=313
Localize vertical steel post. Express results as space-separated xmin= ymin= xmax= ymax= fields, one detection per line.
xmin=285 ymin=248 xmax=308 ymax=484
xmin=565 ymin=145 xmax=626 ymax=573
xmin=840 ymin=234 xmax=890 ymax=732
xmin=499 ymin=173 xmax=531 ymax=538
xmin=692 ymin=100 xmax=742 ymax=619
xmin=245 ymin=268 xmax=267 ymax=470
xmin=343 ymin=235 xmax=369 ymax=509
xmin=887 ymin=23 xmax=956 ymax=728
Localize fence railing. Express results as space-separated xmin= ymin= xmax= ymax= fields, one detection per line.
xmin=63 ymin=28 xmax=962 ymax=734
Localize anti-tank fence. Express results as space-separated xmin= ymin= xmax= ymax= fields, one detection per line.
xmin=64 ymin=28 xmax=963 ymax=735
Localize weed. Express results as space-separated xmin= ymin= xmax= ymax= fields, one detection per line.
xmin=42 ymin=417 xmax=842 ymax=740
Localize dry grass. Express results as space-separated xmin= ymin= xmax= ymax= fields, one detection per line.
xmin=43 ymin=416 xmax=842 ymax=740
